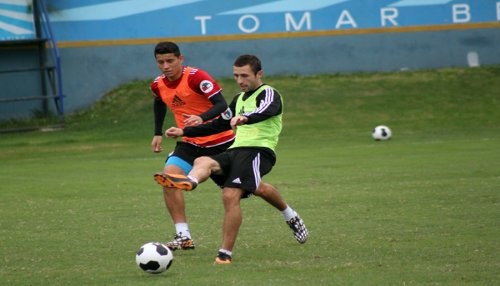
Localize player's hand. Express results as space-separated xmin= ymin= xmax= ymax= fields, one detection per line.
xmin=230 ymin=115 xmax=247 ymax=129
xmin=165 ymin=127 xmax=184 ymax=138
xmin=183 ymin=113 xmax=203 ymax=126
xmin=151 ymin=135 xmax=163 ymax=153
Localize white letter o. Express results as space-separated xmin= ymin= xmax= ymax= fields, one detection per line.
xmin=238 ymin=15 xmax=259 ymax=33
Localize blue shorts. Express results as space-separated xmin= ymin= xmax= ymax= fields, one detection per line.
xmin=165 ymin=155 xmax=192 ymax=174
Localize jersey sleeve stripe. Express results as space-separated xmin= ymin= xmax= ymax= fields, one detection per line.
xmin=243 ymin=87 xmax=274 ymax=116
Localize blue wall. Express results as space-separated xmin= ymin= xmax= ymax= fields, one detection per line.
xmin=44 ymin=0 xmax=500 ymax=40
xmin=1 ymin=0 xmax=499 ymax=120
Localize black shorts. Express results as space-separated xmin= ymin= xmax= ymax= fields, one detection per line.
xmin=167 ymin=141 xmax=233 ymax=185
xmin=210 ymin=147 xmax=276 ymax=194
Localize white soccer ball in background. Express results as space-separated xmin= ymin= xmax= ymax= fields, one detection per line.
xmin=136 ymin=242 xmax=173 ymax=274
xmin=372 ymin=125 xmax=392 ymax=140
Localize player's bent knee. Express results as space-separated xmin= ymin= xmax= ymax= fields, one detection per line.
xmin=193 ymin=156 xmax=213 ymax=166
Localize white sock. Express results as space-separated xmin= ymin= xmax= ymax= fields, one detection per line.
xmin=175 ymin=223 xmax=191 ymax=239
xmin=281 ymin=206 xmax=297 ymax=221
xmin=219 ymin=248 xmax=232 ymax=256
xmin=187 ymin=175 xmax=199 ymax=184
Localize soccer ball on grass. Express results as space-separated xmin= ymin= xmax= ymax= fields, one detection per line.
xmin=135 ymin=242 xmax=173 ymax=274
xmin=372 ymin=125 xmax=392 ymax=141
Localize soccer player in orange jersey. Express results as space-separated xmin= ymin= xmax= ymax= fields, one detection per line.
xmin=150 ymin=41 xmax=234 ymax=250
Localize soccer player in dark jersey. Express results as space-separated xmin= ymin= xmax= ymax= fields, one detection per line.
xmin=150 ymin=41 xmax=235 ymax=250
xmin=154 ymin=54 xmax=309 ymax=264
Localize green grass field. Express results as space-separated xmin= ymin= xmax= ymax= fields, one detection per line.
xmin=1 ymin=66 xmax=499 ymax=285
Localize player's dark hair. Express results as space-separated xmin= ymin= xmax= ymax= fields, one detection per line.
xmin=234 ymin=54 xmax=262 ymax=75
xmin=154 ymin=41 xmax=181 ymax=57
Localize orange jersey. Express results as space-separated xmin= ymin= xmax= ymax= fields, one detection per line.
xmin=155 ymin=67 xmax=234 ymax=147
